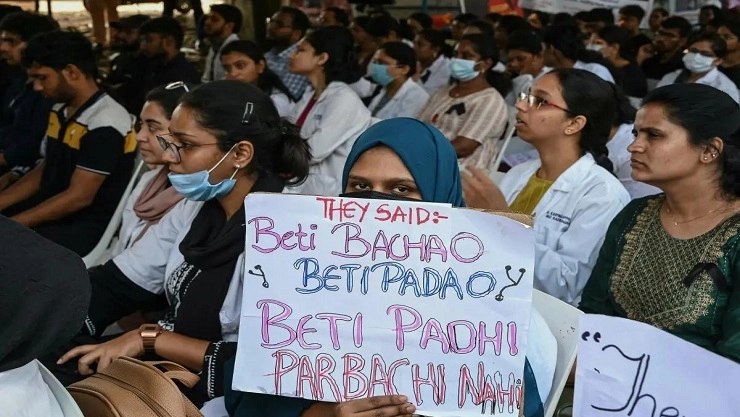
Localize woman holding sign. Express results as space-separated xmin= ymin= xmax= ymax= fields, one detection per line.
xmin=53 ymin=80 xmax=311 ymax=405
xmin=224 ymin=117 xmax=556 ymax=417
xmin=581 ymin=84 xmax=740 ymax=361
xmin=461 ymin=69 xmax=631 ymax=306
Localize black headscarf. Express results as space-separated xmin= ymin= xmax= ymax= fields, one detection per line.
xmin=0 ymin=216 xmax=90 ymax=372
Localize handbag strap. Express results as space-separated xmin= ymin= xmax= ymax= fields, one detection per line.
xmin=163 ymin=370 xmax=200 ymax=388
xmin=146 ymin=360 xmax=191 ymax=373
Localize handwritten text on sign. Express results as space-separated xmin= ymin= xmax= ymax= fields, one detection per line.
xmin=575 ymin=315 xmax=740 ymax=417
xmin=233 ymin=194 xmax=535 ymax=416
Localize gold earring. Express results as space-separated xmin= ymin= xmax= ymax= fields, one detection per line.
xmin=235 ymin=164 xmax=241 ymax=169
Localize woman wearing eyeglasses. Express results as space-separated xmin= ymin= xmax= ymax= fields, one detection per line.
xmin=656 ymin=32 xmax=739 ymax=103
xmin=54 ymin=80 xmax=311 ymax=406
xmin=462 ymin=69 xmax=630 ymax=305
xmin=109 ymin=82 xmax=193 ymax=259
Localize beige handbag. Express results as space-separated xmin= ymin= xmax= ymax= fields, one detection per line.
xmin=68 ymin=357 xmax=204 ymax=417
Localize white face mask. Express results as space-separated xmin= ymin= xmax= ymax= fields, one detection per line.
xmin=682 ymin=52 xmax=716 ymax=74
xmin=586 ymin=43 xmax=604 ymax=52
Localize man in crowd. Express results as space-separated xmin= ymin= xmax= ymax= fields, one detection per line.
xmin=583 ymin=8 xmax=614 ymax=37
xmin=718 ymin=18 xmax=740 ymax=88
xmin=319 ymin=7 xmax=349 ymax=28
xmin=202 ymin=4 xmax=242 ymax=82
xmin=0 ymin=31 xmax=136 ymax=256
xmin=121 ymin=17 xmax=200 ymax=114
xmin=641 ymin=16 xmax=693 ymax=85
xmin=105 ymin=14 xmax=150 ymax=91
xmin=265 ymin=6 xmax=311 ymax=99
xmin=618 ymin=5 xmax=653 ymax=57
xmin=0 ymin=5 xmax=22 ymax=100
xmin=647 ymin=7 xmax=668 ymax=38
xmin=0 ymin=12 xmax=59 ymax=191
xmin=451 ymin=13 xmax=477 ymax=41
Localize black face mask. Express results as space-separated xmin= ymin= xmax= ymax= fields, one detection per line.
xmin=339 ymin=191 xmax=421 ymax=202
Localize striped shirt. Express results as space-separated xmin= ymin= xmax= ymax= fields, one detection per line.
xmin=417 ymin=86 xmax=508 ymax=171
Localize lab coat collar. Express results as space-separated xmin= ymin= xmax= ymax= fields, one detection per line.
xmin=548 ymin=153 xmax=597 ymax=193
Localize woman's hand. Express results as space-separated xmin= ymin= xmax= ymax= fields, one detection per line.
xmin=333 ymin=395 xmax=416 ymax=417
xmin=636 ymin=43 xmax=655 ymax=66
xmin=57 ymin=330 xmax=145 ymax=376
xmin=462 ymin=167 xmax=509 ymax=210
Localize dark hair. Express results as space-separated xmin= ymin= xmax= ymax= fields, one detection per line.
xmin=220 ymin=40 xmax=296 ymax=101
xmin=643 ymin=83 xmax=740 ymax=199
xmin=144 ymin=82 xmax=196 ymax=119
xmin=497 ymin=15 xmax=531 ymax=36
xmin=139 ymin=17 xmax=185 ymax=49
xmin=544 ymin=24 xmax=612 ymax=68
xmin=305 ymin=26 xmax=364 ymax=84
xmin=418 ymin=28 xmax=452 ymax=57
xmin=0 ymin=11 xmax=59 ymax=41
xmin=0 ymin=5 xmax=22 ymax=21
xmin=279 ymin=6 xmax=310 ymax=37
xmin=461 ymin=33 xmax=512 ymax=96
xmin=380 ymin=41 xmax=417 ymax=78
xmin=367 ymin=15 xmax=400 ymax=38
xmin=607 ymin=82 xmax=637 ymax=126
xmin=719 ymin=18 xmax=740 ymax=38
xmin=585 ymin=8 xmax=615 ymax=25
xmin=352 ymin=15 xmax=370 ymax=32
xmin=651 ymin=8 xmax=669 ymax=18
xmin=485 ymin=13 xmax=502 ymax=24
xmin=453 ymin=13 xmax=478 ymax=26
xmin=467 ymin=19 xmax=495 ymax=36
xmin=528 ymin=11 xmax=550 ymax=27
xmin=701 ymin=5 xmax=722 ymax=16
xmin=574 ymin=11 xmax=590 ymax=21
xmin=408 ymin=12 xmax=432 ymax=30
xmin=210 ymin=4 xmax=243 ymax=34
xmin=619 ymin=5 xmax=646 ymax=21
xmin=22 ymin=30 xmax=97 ymax=78
xmin=551 ymin=68 xmax=617 ymax=173
xmin=179 ymin=80 xmax=310 ymax=185
xmin=325 ymin=7 xmax=350 ymax=27
xmin=552 ymin=12 xmax=577 ymax=26
xmin=660 ymin=16 xmax=693 ymax=38
xmin=597 ymin=25 xmax=635 ymax=61
xmin=506 ymin=28 xmax=543 ymax=54
xmin=688 ymin=31 xmax=728 ymax=58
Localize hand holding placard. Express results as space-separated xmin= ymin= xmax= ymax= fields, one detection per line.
xmin=233 ymin=194 xmax=536 ymax=416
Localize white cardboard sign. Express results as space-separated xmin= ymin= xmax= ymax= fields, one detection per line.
xmin=232 ymin=194 xmax=536 ymax=416
xmin=575 ymin=314 xmax=740 ymax=417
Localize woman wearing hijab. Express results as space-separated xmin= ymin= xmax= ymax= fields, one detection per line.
xmin=222 ymin=118 xmax=556 ymax=417
xmin=111 ymin=83 xmax=191 ymax=257
xmin=0 ymin=216 xmax=90 ymax=416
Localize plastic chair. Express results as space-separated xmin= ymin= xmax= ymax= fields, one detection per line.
xmin=36 ymin=360 xmax=84 ymax=417
xmin=489 ymin=122 xmax=516 ymax=174
xmin=82 ymin=159 xmax=145 ymax=268
xmin=531 ymin=289 xmax=583 ymax=417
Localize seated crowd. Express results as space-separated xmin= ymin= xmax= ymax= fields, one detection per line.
xmin=0 ymin=2 xmax=739 ymax=417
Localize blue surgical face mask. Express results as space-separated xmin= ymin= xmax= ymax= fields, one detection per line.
xmin=449 ymin=58 xmax=480 ymax=82
xmin=369 ymin=63 xmax=396 ymax=87
xmin=682 ymin=52 xmax=715 ymax=74
xmin=168 ymin=145 xmax=239 ymax=201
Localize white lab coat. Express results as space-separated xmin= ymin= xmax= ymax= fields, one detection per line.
xmin=285 ymin=81 xmax=372 ymax=197
xmin=573 ymin=60 xmax=615 ymax=83
xmin=657 ymin=67 xmax=740 ymax=103
xmin=368 ymin=78 xmax=429 ymax=119
xmin=270 ymin=90 xmax=294 ymax=118
xmin=111 ymin=167 xmax=160 ymax=258
xmin=0 ymin=361 xmax=63 ymax=417
xmin=499 ymin=154 xmax=630 ymax=305
xmin=416 ymin=55 xmax=451 ymax=96
xmin=114 ymin=198 xmax=246 ymax=342
xmin=607 ymin=123 xmax=662 ymax=199
xmin=202 ymin=34 xmax=239 ymax=83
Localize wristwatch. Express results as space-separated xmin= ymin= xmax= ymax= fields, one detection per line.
xmin=139 ymin=324 xmax=164 ymax=355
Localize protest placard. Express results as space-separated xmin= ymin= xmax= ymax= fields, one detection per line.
xmin=517 ymin=0 xmax=653 ymax=20
xmin=232 ymin=194 xmax=535 ymax=416
xmin=574 ymin=314 xmax=740 ymax=417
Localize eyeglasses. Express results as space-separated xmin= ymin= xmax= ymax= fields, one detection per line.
xmin=518 ymin=92 xmax=574 ymax=114
xmin=684 ymin=47 xmax=716 ymax=58
xmin=266 ymin=17 xmax=292 ymax=29
xmin=156 ymin=133 xmax=223 ymax=163
xmin=165 ymin=81 xmax=190 ymax=93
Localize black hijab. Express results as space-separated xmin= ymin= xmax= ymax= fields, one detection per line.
xmin=0 ymin=216 xmax=90 ymax=372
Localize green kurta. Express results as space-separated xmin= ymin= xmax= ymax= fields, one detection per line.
xmin=580 ymin=195 xmax=740 ymax=362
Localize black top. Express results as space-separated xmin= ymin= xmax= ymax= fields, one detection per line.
xmin=627 ymin=33 xmax=653 ymax=58
xmin=719 ymin=65 xmax=740 ymax=90
xmin=39 ymin=91 xmax=135 ymax=220
xmin=641 ymin=51 xmax=685 ymax=81
xmin=0 ymin=73 xmax=53 ymax=170
xmin=613 ymin=62 xmax=649 ymax=98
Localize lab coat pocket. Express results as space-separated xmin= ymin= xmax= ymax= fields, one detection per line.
xmin=534 ymin=209 xmax=572 ymax=246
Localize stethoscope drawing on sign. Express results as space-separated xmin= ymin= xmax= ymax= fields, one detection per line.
xmin=248 ymin=265 xmax=269 ymax=288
